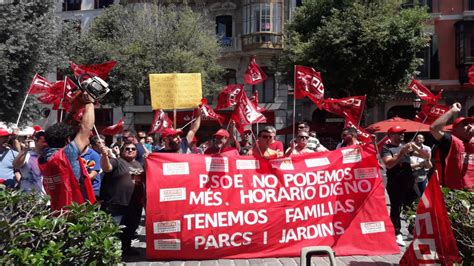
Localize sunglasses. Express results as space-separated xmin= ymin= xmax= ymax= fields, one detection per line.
xmin=298 ymin=126 xmax=306 ymax=129
xmin=124 ymin=147 xmax=136 ymax=152
xmin=298 ymin=136 xmax=309 ymax=139
xmin=260 ymin=135 xmax=272 ymax=139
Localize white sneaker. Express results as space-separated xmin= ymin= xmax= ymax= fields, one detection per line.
xmin=396 ymin=234 xmax=405 ymax=247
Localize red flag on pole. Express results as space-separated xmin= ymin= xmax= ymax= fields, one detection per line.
xmin=320 ymin=96 xmax=366 ymax=124
xmin=199 ymin=99 xmax=225 ymax=126
xmin=399 ymin=175 xmax=462 ymax=265
xmin=231 ymin=89 xmax=266 ymax=130
xmin=294 ymin=65 xmax=324 ymax=100
xmin=101 ymin=118 xmax=124 ymax=136
xmin=70 ymin=60 xmax=117 ymax=80
xmin=414 ymin=103 xmax=450 ymax=125
xmin=376 ymin=135 xmax=390 ymax=152
xmin=28 ymin=74 xmax=53 ymax=94
xmin=149 ymin=109 xmax=173 ymax=134
xmin=244 ymin=56 xmax=267 ymax=85
xmin=408 ymin=79 xmax=441 ymax=104
xmin=216 ymin=84 xmax=244 ymax=110
xmin=250 ymin=90 xmax=265 ymax=112
xmin=344 ymin=114 xmax=374 ymax=144
xmin=468 ymin=65 xmax=474 ymax=85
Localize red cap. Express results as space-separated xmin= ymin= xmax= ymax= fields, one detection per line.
xmin=453 ymin=117 xmax=474 ymax=129
xmin=387 ymin=126 xmax=406 ymax=134
xmin=0 ymin=128 xmax=10 ymax=137
xmin=161 ymin=128 xmax=183 ymax=138
xmin=214 ymin=129 xmax=230 ymax=138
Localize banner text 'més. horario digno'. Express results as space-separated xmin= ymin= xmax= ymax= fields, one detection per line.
xmin=145 ymin=144 xmax=399 ymax=260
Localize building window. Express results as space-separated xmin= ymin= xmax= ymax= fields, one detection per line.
xmin=243 ymin=1 xmax=282 ymax=35
xmin=135 ymin=89 xmax=150 ymax=105
xmin=255 ymin=69 xmax=274 ymax=103
xmin=216 ymin=15 xmax=233 ymax=47
xmin=223 ymin=69 xmax=237 ymax=85
xmin=418 ymin=35 xmax=439 ymax=79
xmin=63 ymin=0 xmax=81 ymax=11
xmin=470 ymin=0 xmax=474 ymax=10
xmin=95 ymin=0 xmax=114 ymax=9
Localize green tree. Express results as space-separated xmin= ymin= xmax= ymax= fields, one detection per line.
xmin=0 ymin=0 xmax=78 ymax=124
xmin=279 ymin=0 xmax=430 ymax=106
xmin=73 ymin=3 xmax=223 ymax=107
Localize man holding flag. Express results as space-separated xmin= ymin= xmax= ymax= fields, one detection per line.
xmin=430 ymin=102 xmax=473 ymax=190
xmin=38 ymin=91 xmax=96 ymax=211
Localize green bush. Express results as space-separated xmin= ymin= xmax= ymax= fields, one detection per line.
xmin=441 ymin=188 xmax=473 ymax=263
xmin=406 ymin=189 xmax=473 ymax=263
xmin=0 ymin=189 xmax=122 ymax=265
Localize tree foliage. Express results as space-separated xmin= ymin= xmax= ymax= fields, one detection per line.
xmin=279 ymin=0 xmax=430 ymax=106
xmin=0 ymin=0 xmax=78 ymax=124
xmin=73 ymin=3 xmax=224 ymax=107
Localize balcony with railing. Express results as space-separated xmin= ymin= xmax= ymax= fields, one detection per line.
xmin=241 ymin=32 xmax=283 ymax=51
xmin=219 ymin=36 xmax=241 ymax=52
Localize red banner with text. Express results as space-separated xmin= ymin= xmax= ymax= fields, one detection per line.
xmin=145 ymin=144 xmax=399 ymax=260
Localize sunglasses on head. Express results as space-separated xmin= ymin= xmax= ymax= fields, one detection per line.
xmin=124 ymin=147 xmax=136 ymax=151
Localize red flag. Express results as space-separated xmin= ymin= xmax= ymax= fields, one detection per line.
xmin=294 ymin=65 xmax=324 ymax=100
xmin=250 ymin=90 xmax=265 ymax=112
xmin=149 ymin=109 xmax=172 ymax=134
xmin=244 ymin=56 xmax=267 ymax=85
xmin=70 ymin=60 xmax=117 ymax=80
xmin=408 ymin=79 xmax=441 ymax=104
xmin=344 ymin=114 xmax=373 ymax=144
xmin=468 ymin=65 xmax=474 ymax=85
xmin=199 ymin=99 xmax=225 ymax=126
xmin=399 ymin=175 xmax=462 ymax=265
xmin=28 ymin=74 xmax=53 ymax=94
xmin=414 ymin=103 xmax=450 ymax=125
xmin=320 ymin=96 xmax=366 ymax=124
xmin=37 ymin=78 xmax=77 ymax=111
xmin=215 ymin=84 xmax=244 ymax=110
xmin=376 ymin=135 xmax=390 ymax=152
xmin=101 ymin=118 xmax=124 ymax=136
xmin=231 ymin=89 xmax=266 ymax=129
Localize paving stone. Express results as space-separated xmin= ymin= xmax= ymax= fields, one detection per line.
xmin=276 ymin=257 xmax=298 ymax=266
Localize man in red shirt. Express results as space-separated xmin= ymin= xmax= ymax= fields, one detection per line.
xmin=204 ymin=129 xmax=239 ymax=156
xmin=265 ymin=126 xmax=284 ymax=154
xmin=430 ymin=102 xmax=473 ymax=190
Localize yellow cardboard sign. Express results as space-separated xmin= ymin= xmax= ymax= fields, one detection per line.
xmin=149 ymin=73 xmax=202 ymax=110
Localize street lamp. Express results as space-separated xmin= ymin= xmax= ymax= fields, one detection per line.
xmin=413 ymin=96 xmax=422 ymax=109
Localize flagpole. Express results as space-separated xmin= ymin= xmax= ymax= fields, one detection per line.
xmin=292 ymin=65 xmax=297 ymax=140
xmin=15 ymin=93 xmax=30 ymax=128
xmin=59 ymin=76 xmax=67 ymax=122
xmin=173 ymin=109 xmax=177 ymax=129
xmin=93 ymin=125 xmax=100 ymax=137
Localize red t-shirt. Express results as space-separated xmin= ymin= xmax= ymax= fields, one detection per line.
xmin=269 ymin=141 xmax=284 ymax=153
xmin=204 ymin=146 xmax=239 ymax=156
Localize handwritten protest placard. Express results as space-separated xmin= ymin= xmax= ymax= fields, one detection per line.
xmin=149 ymin=73 xmax=202 ymax=110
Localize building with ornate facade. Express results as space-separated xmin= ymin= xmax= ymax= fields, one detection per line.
xmin=57 ymin=0 xmax=473 ymax=146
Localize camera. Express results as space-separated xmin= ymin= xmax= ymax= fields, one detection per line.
xmin=77 ymin=74 xmax=110 ymax=101
xmin=28 ymin=141 xmax=35 ymax=150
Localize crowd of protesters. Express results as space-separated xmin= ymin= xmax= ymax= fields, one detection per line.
xmin=0 ymin=91 xmax=472 ymax=256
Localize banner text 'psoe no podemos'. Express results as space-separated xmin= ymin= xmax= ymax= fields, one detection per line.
xmin=145 ymin=144 xmax=399 ymax=260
